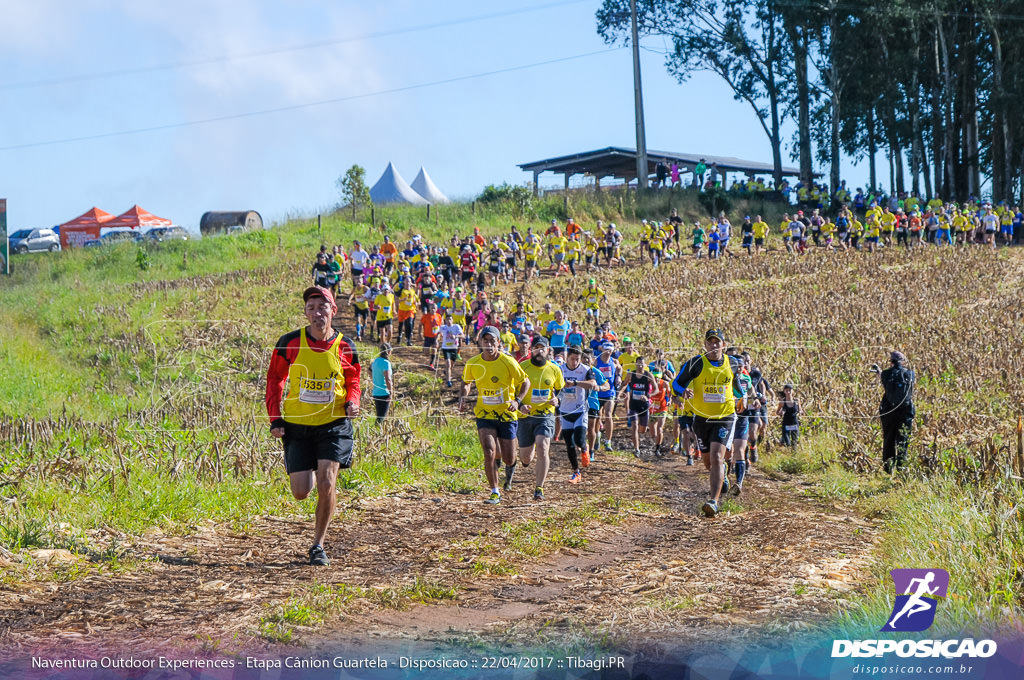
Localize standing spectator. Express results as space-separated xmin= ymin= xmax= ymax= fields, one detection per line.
xmin=695 ymin=159 xmax=707 ymax=189
xmin=777 ymin=383 xmax=801 ymax=446
xmin=872 ymin=352 xmax=915 ymax=474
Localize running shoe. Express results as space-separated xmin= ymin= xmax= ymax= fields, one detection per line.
xmin=701 ymin=499 xmax=718 ymax=518
xmin=428 ymin=363 xmax=435 ymax=370
xmin=446 ymin=380 xmax=453 ymax=388
xmin=633 ymin=448 xmax=641 ymax=458
xmin=581 ymin=449 xmax=591 ymax=467
xmin=308 ymin=545 xmax=329 ymax=566
xmin=589 ymin=449 xmax=597 ymax=463
xmin=568 ymin=470 xmax=582 ymax=484
xmin=720 ymin=477 xmax=730 ymax=496
xmin=503 ymin=464 xmax=515 ymax=492
xmin=731 ymin=482 xmax=743 ymax=497
xmin=686 ymin=455 xmax=694 ymax=466
xmin=533 ymin=487 xmax=544 ymax=502
xmin=484 ymin=492 xmax=501 ymax=505
xmin=749 ymin=449 xmax=759 ymax=464
xmin=603 ymin=440 xmax=613 ymax=452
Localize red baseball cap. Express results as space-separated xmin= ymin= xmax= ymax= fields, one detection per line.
xmin=302 ymin=286 xmax=335 ymax=306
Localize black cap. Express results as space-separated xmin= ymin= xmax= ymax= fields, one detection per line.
xmin=890 ymin=351 xmax=906 ymax=364
xmin=530 ymin=336 xmax=549 ymax=348
xmin=705 ymin=328 xmax=725 ymax=342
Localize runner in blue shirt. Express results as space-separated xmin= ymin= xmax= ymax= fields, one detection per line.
xmin=545 ymin=310 xmax=571 ymax=357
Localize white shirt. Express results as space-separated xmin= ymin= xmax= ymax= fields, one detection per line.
xmin=438 ymin=324 xmax=464 ymax=349
xmin=350 ymin=249 xmax=370 ymax=268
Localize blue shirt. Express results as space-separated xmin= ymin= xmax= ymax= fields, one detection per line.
xmin=546 ymin=320 xmax=571 ymax=348
xmin=371 ymin=356 xmax=392 ymax=397
xmin=567 ymin=331 xmax=585 ymax=347
xmin=594 ymin=357 xmax=618 ymax=398
xmin=587 ymin=368 xmax=608 ymax=410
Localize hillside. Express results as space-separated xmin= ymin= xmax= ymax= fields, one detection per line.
xmin=1 ymin=201 xmax=1022 ymax=660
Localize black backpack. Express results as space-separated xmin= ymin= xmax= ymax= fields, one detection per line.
xmin=882 ymin=367 xmax=914 ymax=410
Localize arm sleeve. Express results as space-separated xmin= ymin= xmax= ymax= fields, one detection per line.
xmin=671 ymin=356 xmax=703 ymax=395
xmin=264 ymin=335 xmax=293 ymax=429
xmin=340 ymin=337 xmax=361 ymax=407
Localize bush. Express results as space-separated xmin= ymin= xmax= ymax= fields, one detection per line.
xmin=477 ymin=183 xmax=532 ymax=217
xmin=697 ymin=187 xmax=733 ymax=216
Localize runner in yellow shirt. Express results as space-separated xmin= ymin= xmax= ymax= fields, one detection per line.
xmin=373 ymin=285 xmax=395 ymax=344
xmin=752 ymin=215 xmax=769 ymax=255
xmin=580 ymin=278 xmax=606 ymax=323
xmin=460 ymin=326 xmax=530 ymax=505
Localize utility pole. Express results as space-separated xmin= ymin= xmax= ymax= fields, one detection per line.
xmin=631 ymin=0 xmax=648 ymax=190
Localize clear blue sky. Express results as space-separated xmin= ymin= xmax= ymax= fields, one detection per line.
xmin=0 ymin=0 xmax=869 ymax=232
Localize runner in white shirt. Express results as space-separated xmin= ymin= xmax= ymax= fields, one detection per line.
xmin=437 ymin=313 xmax=465 ymax=387
xmin=557 ymin=344 xmax=601 ymax=484
xmin=349 ymin=241 xmax=371 ymax=285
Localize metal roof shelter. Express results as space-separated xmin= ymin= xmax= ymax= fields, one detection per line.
xmin=518 ymin=146 xmax=805 ymax=195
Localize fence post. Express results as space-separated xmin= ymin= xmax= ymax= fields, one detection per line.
xmin=317 ymin=213 xmax=321 ymax=237
xmin=427 ymin=204 xmax=431 ymax=221
xmin=371 ymin=207 xmax=376 ymax=228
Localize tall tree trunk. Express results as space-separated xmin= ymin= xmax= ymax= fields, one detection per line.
xmin=786 ymin=20 xmax=813 ymax=186
xmin=908 ymin=17 xmax=923 ymax=199
xmin=938 ymin=16 xmax=957 ymax=199
xmin=987 ymin=16 xmax=1010 ymax=201
xmin=828 ymin=8 xmax=841 ymax=195
xmin=931 ymin=34 xmax=944 ymax=199
xmin=868 ymin=106 xmax=877 ymax=191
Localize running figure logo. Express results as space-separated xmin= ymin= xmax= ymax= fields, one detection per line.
xmin=881 ymin=568 xmax=949 ymax=632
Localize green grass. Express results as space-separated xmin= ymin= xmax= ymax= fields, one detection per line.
xmin=258 ymin=578 xmax=459 ymax=641
xmin=770 ymin=433 xmax=1024 ymax=637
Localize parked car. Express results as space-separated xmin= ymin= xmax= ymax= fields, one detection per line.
xmin=9 ymin=228 xmax=60 ymax=253
xmin=144 ymin=226 xmax=190 ymax=242
xmin=83 ymin=230 xmax=143 ymax=248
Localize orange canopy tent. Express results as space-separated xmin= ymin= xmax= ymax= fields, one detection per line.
xmin=104 ymin=205 xmax=172 ymax=230
xmin=59 ymin=207 xmax=115 ymax=249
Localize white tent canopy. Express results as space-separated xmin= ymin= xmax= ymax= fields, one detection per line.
xmin=411 ymin=167 xmax=449 ymax=204
xmin=369 ymin=162 xmax=428 ymax=205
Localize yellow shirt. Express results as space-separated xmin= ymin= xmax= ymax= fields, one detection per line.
xmin=536 ymin=311 xmax=555 ymax=329
xmin=618 ymin=351 xmax=641 ymax=373
xmin=397 ymin=288 xmax=417 ymax=312
xmin=584 ymin=287 xmax=604 ymax=309
xmin=566 ymin=239 xmax=582 ymax=260
xmin=500 ymin=331 xmax=518 ymax=354
xmin=752 ymin=221 xmax=769 ymax=238
xmin=524 ymin=242 xmax=541 ymax=260
xmin=462 ymin=353 xmax=528 ymax=421
xmin=282 ymin=329 xmax=348 ymax=426
xmin=519 ymin=360 xmax=566 ymax=416
xmin=549 ymin=236 xmax=567 ymax=254
xmin=690 ymin=355 xmax=736 ymax=418
xmin=374 ymin=293 xmax=395 ymax=321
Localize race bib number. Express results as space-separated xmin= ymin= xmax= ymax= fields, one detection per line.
xmin=703 ymin=384 xmax=727 ymax=404
xmin=561 ymin=387 xmax=577 ymax=397
xmin=599 ymin=365 xmax=613 ymax=378
xmin=531 ymin=388 xmax=550 ymax=401
xmin=481 ymin=389 xmax=505 ymax=405
xmin=298 ymin=377 xmax=335 ymax=405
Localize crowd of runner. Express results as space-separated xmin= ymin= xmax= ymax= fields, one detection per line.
xmin=299 ymin=193 xmax=1015 ymax=515
xmin=298 ymin=206 xmax=844 ymax=518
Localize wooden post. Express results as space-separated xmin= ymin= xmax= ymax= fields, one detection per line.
xmin=472 ymin=201 xmax=476 ymax=215
xmin=533 ymin=171 xmax=540 ymax=196
xmin=427 ymin=204 xmax=431 ymax=221
xmin=564 ymin=173 xmax=570 ymax=212
xmin=371 ymin=206 xmax=375 ymax=228
xmin=317 ymin=213 xmax=321 ymax=236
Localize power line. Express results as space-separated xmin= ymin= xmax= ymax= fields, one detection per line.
xmin=0 ymin=0 xmax=592 ymax=92
xmin=0 ymin=48 xmax=625 ymax=151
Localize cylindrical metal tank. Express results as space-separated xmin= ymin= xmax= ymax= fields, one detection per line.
xmin=199 ymin=211 xmax=264 ymax=236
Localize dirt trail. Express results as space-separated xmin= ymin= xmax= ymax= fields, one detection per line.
xmin=0 ymin=447 xmax=878 ymax=655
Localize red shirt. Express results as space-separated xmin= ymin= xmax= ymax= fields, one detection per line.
xmin=264 ymin=328 xmax=361 ymax=428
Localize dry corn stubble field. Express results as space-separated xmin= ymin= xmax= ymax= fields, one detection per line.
xmin=2 ymin=240 xmax=1022 ymax=658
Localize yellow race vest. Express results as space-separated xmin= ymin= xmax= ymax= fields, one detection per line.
xmin=690 ymin=355 xmax=735 ymax=418
xmin=283 ymin=329 xmax=348 ymax=426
